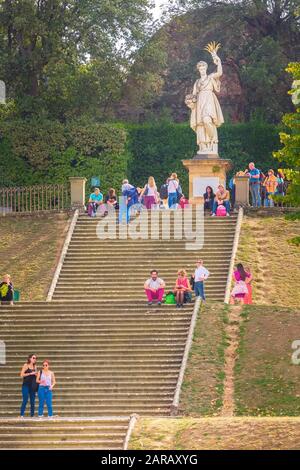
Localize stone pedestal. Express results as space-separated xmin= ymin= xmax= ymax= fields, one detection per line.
xmin=69 ymin=177 xmax=87 ymax=212
xmin=182 ymin=157 xmax=232 ymax=205
xmin=235 ymin=175 xmax=249 ymax=206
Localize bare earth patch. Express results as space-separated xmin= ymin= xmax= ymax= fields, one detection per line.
xmin=221 ymin=306 xmax=242 ymax=417
xmin=129 ymin=417 xmax=300 ymax=450
xmin=0 ymin=214 xmax=70 ymax=300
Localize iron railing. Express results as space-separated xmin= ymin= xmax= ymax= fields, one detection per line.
xmin=0 ymin=184 xmax=71 ymax=214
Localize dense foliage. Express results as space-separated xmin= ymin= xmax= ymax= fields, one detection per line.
xmin=0 ymin=119 xmax=131 ymax=192
xmin=0 ymin=117 xmax=281 ymax=194
xmin=127 ymin=120 xmax=281 ymax=193
xmin=274 ymin=62 xmax=300 ymax=205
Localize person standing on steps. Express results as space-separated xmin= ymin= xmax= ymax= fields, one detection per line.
xmin=140 ymin=176 xmax=158 ymax=210
xmin=36 ymin=360 xmax=56 ymax=419
xmin=168 ymin=173 xmax=180 ymax=209
xmin=144 ymin=270 xmax=165 ymax=306
xmin=160 ymin=178 xmax=169 ymax=209
xmin=244 ymin=162 xmax=261 ymax=207
xmin=230 ymin=263 xmax=251 ymax=305
xmin=174 ymin=269 xmax=192 ymax=308
xmin=20 ymin=354 xmax=38 ymax=418
xmin=194 ymin=260 xmax=210 ymax=302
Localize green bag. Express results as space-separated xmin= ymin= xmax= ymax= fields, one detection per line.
xmin=13 ymin=290 xmax=20 ymax=302
xmin=164 ymin=292 xmax=176 ymax=305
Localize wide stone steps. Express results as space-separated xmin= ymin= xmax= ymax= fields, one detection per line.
xmin=0 ymin=213 xmax=237 ymax=448
xmin=0 ymin=301 xmax=192 ymax=419
xmin=0 ymin=418 xmax=129 ymax=449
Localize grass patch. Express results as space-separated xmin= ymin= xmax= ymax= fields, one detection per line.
xmin=178 ymin=302 xmax=229 ymax=416
xmin=288 ymin=236 xmax=300 ymax=246
xmin=0 ymin=214 xmax=70 ymax=300
xmin=236 ymin=216 xmax=300 ymax=307
xmin=129 ymin=417 xmax=300 ymax=450
xmin=235 ymin=305 xmax=300 ymax=416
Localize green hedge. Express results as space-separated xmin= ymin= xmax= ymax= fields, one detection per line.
xmin=0 ymin=118 xmax=281 ymax=196
xmin=0 ymin=118 xmax=131 ymax=194
xmin=127 ymin=121 xmax=281 ymax=194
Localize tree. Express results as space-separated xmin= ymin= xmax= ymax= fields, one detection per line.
xmin=273 ymin=62 xmax=300 ymax=205
xmin=0 ymin=0 xmax=154 ymax=119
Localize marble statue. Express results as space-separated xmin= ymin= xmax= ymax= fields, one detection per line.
xmin=185 ymin=42 xmax=224 ymax=155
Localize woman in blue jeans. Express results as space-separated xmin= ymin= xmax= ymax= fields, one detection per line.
xmin=20 ymin=354 xmax=37 ymax=417
xmin=168 ymin=173 xmax=180 ymax=209
xmin=37 ymin=360 xmax=56 ymax=418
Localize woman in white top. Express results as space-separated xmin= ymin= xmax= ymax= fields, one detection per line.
xmin=36 ymin=360 xmax=56 ymax=418
xmin=168 ymin=173 xmax=179 ymax=209
xmin=141 ymin=176 xmax=158 ymax=210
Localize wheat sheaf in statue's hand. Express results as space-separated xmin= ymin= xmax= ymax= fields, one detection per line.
xmin=204 ymin=41 xmax=221 ymax=65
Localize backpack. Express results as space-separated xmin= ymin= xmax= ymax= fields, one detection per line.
xmin=216 ymin=205 xmax=227 ymax=217
xmin=164 ymin=292 xmax=176 ymax=305
xmin=176 ymin=184 xmax=183 ymax=203
xmin=160 ymin=184 xmax=168 ymax=200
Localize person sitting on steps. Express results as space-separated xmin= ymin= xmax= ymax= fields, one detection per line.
xmin=0 ymin=274 xmax=14 ymax=305
xmin=212 ymin=184 xmax=230 ymax=216
xmin=144 ymin=270 xmax=165 ymax=306
xmin=174 ymin=269 xmax=192 ymax=308
xmin=88 ymin=187 xmax=105 ymax=217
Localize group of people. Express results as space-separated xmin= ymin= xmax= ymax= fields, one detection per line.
xmin=20 ymin=355 xmax=56 ymax=419
xmin=240 ymin=162 xmax=286 ymax=208
xmin=203 ymin=184 xmax=231 ymax=216
xmin=87 ymin=173 xmax=189 ymax=221
xmin=144 ymin=259 xmax=210 ymax=308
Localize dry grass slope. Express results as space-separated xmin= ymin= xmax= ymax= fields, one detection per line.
xmin=0 ymin=214 xmax=70 ymax=300
xmin=129 ymin=417 xmax=300 ymax=450
xmin=236 ymin=216 xmax=300 ymax=308
xmin=179 ymin=302 xmax=229 ymax=416
xmin=235 ymin=305 xmax=300 ymax=416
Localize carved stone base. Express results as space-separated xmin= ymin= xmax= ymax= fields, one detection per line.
xmin=182 ymin=157 xmax=232 ymax=205
xmin=194 ymin=152 xmax=219 ymax=160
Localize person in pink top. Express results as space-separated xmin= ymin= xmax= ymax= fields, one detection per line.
xmin=179 ymin=195 xmax=189 ymax=209
xmin=230 ymin=263 xmax=252 ymax=304
xmin=174 ymin=269 xmax=192 ymax=308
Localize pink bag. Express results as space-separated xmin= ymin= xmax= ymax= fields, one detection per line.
xmin=216 ymin=205 xmax=227 ymax=216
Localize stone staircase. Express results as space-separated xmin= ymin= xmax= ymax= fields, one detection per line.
xmin=0 ymin=211 xmax=238 ymax=449
xmin=53 ymin=213 xmax=237 ymax=302
xmin=0 ymin=417 xmax=130 ymax=449
xmin=0 ymin=301 xmax=193 ymax=418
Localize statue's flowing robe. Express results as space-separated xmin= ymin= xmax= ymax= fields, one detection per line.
xmin=190 ymin=74 xmax=224 ymax=144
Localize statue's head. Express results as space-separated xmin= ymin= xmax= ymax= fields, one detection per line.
xmin=197 ymin=61 xmax=208 ymax=74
